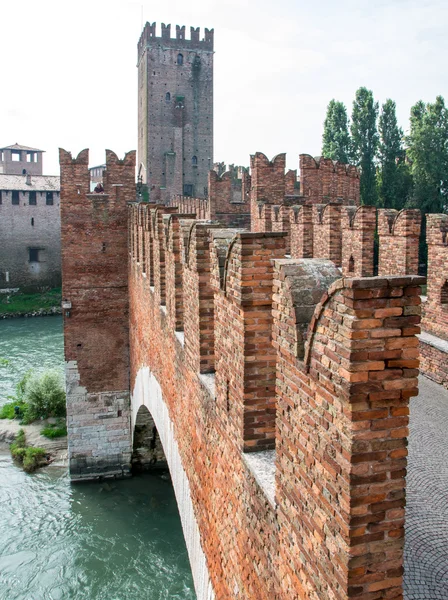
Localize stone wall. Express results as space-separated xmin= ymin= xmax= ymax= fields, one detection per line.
xmin=128 ymin=201 xmax=424 ymax=599
xmin=0 ymin=183 xmax=61 ymax=290
xmin=60 ymin=148 xmax=135 ymax=481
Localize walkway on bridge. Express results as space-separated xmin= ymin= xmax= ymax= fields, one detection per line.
xmin=404 ymin=376 xmax=448 ymax=599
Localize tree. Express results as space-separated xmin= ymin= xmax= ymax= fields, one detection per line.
xmin=377 ymin=99 xmax=412 ymax=209
xmin=406 ymin=96 xmax=448 ymax=215
xmin=351 ymin=88 xmax=379 ymax=205
xmin=322 ymin=100 xmax=351 ymax=163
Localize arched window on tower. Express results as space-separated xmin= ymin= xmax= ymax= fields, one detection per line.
xmin=177 ymin=53 xmax=183 ymax=66
xmin=165 ymin=92 xmax=171 ymax=103
xmin=192 ymin=155 xmax=198 ymax=166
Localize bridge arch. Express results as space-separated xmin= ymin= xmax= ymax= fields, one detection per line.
xmin=131 ymin=366 xmax=215 ymax=600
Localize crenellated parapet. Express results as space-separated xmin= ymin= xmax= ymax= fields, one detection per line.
xmin=378 ymin=209 xmax=421 ymax=276
xmin=422 ymin=213 xmax=448 ymax=341
xmin=341 ymin=205 xmax=377 ymax=277
xmin=289 ymin=204 xmax=313 ymax=259
xmin=127 ymin=207 xmax=425 ymax=597
xmin=271 ymin=205 xmax=291 ymax=254
xmin=312 ymin=202 xmax=342 ymax=267
xmin=273 ymin=270 xmax=424 ymax=599
xmin=137 ymin=22 xmax=214 ymax=61
xmin=299 ymin=154 xmax=360 ymax=205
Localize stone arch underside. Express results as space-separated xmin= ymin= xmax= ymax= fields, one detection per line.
xmin=131 ymin=366 xmax=215 ymax=600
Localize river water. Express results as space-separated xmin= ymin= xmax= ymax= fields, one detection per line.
xmin=0 ymin=317 xmax=196 ymax=600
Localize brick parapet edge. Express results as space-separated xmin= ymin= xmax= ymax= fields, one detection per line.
xmin=129 ymin=200 xmax=425 ymax=599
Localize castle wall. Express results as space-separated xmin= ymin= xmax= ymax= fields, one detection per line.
xmin=419 ymin=213 xmax=448 ymax=388
xmin=128 ymin=201 xmax=424 ymax=599
xmin=0 ymin=183 xmax=61 ymax=290
xmin=378 ymin=209 xmax=421 ymax=276
xmin=341 ymin=205 xmax=377 ymax=277
xmin=299 ymin=154 xmax=360 ymax=205
xmin=312 ymin=203 xmax=342 ymax=267
xmin=60 ymin=148 xmax=135 ymax=481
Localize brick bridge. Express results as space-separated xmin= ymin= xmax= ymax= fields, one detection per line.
xmin=61 ymin=149 xmax=431 ymax=600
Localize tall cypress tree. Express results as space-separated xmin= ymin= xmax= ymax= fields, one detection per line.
xmin=322 ymin=100 xmax=351 ymax=163
xmin=378 ymin=99 xmax=412 ymax=209
xmin=351 ymin=87 xmax=379 ymax=205
xmin=407 ymin=96 xmax=448 ymax=214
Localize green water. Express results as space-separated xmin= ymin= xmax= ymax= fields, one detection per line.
xmin=0 ymin=317 xmax=196 ymax=600
xmin=0 ymin=316 xmax=64 ymax=402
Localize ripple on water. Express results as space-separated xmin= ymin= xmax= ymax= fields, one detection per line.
xmin=0 ymin=317 xmax=196 ymax=600
xmin=0 ymin=456 xmax=196 ymax=600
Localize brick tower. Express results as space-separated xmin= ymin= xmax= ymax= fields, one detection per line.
xmin=137 ymin=22 xmax=214 ymax=204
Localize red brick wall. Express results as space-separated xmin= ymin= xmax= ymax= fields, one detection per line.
xmin=209 ymin=170 xmax=251 ymax=228
xmin=422 ymin=213 xmax=448 ymax=340
xmin=61 ymin=148 xmax=135 ymax=392
xmin=313 ymin=203 xmax=343 ymax=267
xmin=342 ymin=205 xmax=377 ymax=277
xmin=299 ymin=154 xmax=360 ymax=205
xmin=250 ymin=152 xmax=286 ymax=231
xmin=129 ymin=206 xmax=424 ymax=598
xmin=378 ymin=209 xmax=421 ymax=276
xmin=419 ymin=340 xmax=448 ymax=389
xmin=290 ymin=204 xmax=313 ymax=259
xmin=272 ymin=205 xmax=291 ymax=254
xmin=274 ymin=271 xmax=423 ymax=599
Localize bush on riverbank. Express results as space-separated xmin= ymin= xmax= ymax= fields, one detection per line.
xmin=23 ymin=370 xmax=66 ymax=422
xmin=41 ymin=420 xmax=67 ymax=439
xmin=0 ymin=370 xmax=66 ymax=424
xmin=0 ymin=287 xmax=62 ymax=316
xmin=10 ymin=429 xmax=47 ymax=472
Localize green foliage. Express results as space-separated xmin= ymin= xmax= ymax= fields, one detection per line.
xmin=0 ymin=400 xmax=27 ymax=420
xmin=406 ymin=96 xmax=448 ymax=215
xmin=377 ymin=99 xmax=413 ymax=210
xmin=0 ymin=287 xmax=61 ymax=315
xmin=351 ymin=87 xmax=379 ymax=205
xmin=41 ymin=420 xmax=67 ymax=439
xmin=1 ymin=370 xmax=65 ymax=424
xmin=23 ymin=370 xmax=66 ymax=422
xmin=10 ymin=429 xmax=47 ymax=472
xmin=322 ymin=100 xmax=352 ymax=163
xmin=22 ymin=447 xmax=47 ymax=473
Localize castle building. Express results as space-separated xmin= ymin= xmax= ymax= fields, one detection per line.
xmin=0 ymin=143 xmax=44 ymax=176
xmin=0 ymin=144 xmax=61 ymax=290
xmin=137 ymin=22 xmax=214 ymax=204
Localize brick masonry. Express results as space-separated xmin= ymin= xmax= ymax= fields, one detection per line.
xmin=378 ymin=209 xmax=421 ymax=277
xmin=419 ymin=213 xmax=448 ymax=388
xmin=137 ymin=23 xmax=213 ymax=203
xmin=60 ymin=147 xmax=136 ymax=481
xmin=128 ymin=200 xmax=424 ymax=599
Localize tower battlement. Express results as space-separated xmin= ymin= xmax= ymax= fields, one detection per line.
xmin=138 ymin=22 xmax=214 ymax=59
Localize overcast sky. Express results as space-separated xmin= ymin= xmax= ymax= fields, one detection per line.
xmin=2 ymin=0 xmax=447 ymax=175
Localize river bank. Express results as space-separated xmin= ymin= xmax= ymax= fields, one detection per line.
xmin=0 ymin=417 xmax=68 ymax=468
xmin=0 ymin=287 xmax=62 ymax=319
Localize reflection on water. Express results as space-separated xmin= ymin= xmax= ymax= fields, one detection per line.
xmin=0 ymin=316 xmax=64 ymax=402
xmin=0 ymin=316 xmax=196 ymax=600
xmin=0 ymin=455 xmax=195 ymax=600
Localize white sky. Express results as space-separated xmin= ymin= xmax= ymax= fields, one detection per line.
xmin=2 ymin=0 xmax=447 ymax=175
